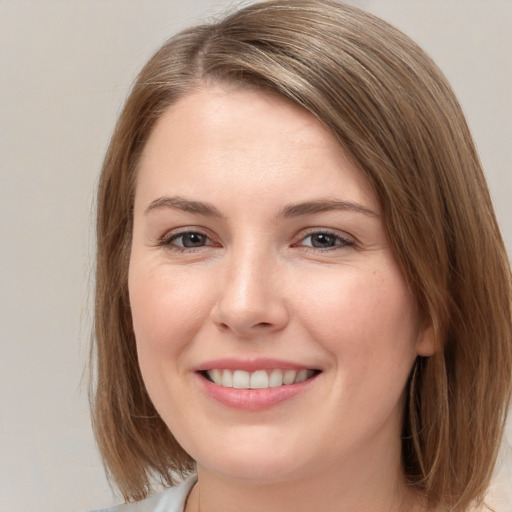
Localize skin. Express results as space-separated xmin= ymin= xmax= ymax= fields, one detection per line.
xmin=128 ymin=83 xmax=435 ymax=512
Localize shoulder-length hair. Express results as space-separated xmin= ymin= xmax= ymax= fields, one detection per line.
xmin=92 ymin=1 xmax=512 ymax=509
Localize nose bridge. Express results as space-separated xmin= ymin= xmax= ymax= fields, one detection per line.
xmin=212 ymin=240 xmax=288 ymax=334
xmin=230 ymin=241 xmax=268 ymax=298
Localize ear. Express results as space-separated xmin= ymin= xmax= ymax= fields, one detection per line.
xmin=416 ymin=324 xmax=436 ymax=357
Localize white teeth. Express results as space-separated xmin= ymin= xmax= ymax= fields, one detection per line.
xmin=205 ymin=368 xmax=315 ymax=389
xmin=295 ymin=369 xmax=309 ymax=383
xmin=283 ymin=370 xmax=297 ymax=385
xmin=269 ymin=369 xmax=284 ymax=388
xmin=221 ymin=370 xmax=233 ymax=387
xmin=232 ymin=370 xmax=250 ymax=389
xmin=211 ymin=369 xmax=222 ymax=384
xmin=250 ymin=370 xmax=269 ymax=389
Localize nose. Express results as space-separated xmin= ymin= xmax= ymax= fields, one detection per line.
xmin=210 ymin=248 xmax=289 ymax=337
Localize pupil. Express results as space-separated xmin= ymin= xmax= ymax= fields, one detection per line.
xmin=312 ymin=233 xmax=335 ymax=248
xmin=183 ymin=233 xmax=205 ymax=247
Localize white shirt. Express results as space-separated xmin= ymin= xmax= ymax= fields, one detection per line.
xmin=84 ymin=477 xmax=196 ymax=512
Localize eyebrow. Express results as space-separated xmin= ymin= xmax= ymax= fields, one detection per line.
xmin=144 ymin=195 xmax=378 ymax=219
xmin=144 ymin=196 xmax=223 ymax=218
xmin=279 ymin=199 xmax=379 ymax=218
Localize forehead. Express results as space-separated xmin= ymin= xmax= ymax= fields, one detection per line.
xmin=136 ymin=83 xmax=378 ymax=214
xmin=143 ymin=83 xmax=339 ymax=156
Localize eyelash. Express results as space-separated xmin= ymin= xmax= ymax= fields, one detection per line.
xmin=158 ymin=229 xmax=356 ymax=253
xmin=159 ymin=229 xmax=216 ymax=252
xmin=296 ymin=230 xmax=355 ymax=251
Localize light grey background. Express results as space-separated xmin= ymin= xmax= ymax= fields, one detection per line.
xmin=1 ymin=1 xmax=510 ymax=511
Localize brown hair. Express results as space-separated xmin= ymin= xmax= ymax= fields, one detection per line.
xmin=92 ymin=1 xmax=512 ymax=509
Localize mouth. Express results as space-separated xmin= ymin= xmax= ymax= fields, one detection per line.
xmin=200 ymin=368 xmax=320 ymax=389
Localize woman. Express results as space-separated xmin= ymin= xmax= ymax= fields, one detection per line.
xmin=90 ymin=1 xmax=512 ymax=511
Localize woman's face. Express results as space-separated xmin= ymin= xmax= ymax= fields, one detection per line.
xmin=129 ymin=84 xmax=434 ymax=484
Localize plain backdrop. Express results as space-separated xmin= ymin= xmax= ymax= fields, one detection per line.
xmin=1 ymin=1 xmax=511 ymax=511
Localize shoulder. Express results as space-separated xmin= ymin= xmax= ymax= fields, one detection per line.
xmin=81 ymin=477 xmax=197 ymax=512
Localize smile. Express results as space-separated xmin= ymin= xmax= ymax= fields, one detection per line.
xmin=203 ymin=368 xmax=317 ymax=389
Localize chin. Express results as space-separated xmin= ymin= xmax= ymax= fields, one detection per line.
xmin=187 ymin=429 xmax=317 ymax=484
xmin=201 ymin=457 xmax=311 ymax=485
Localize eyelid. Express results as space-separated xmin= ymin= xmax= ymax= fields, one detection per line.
xmin=158 ymin=226 xmax=219 ymax=249
xmin=293 ymin=228 xmax=356 ymax=249
xmin=156 ymin=226 xmax=356 ymax=252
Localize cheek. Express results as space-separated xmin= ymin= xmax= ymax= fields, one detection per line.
xmin=297 ymin=264 xmax=419 ymax=370
xmin=128 ymin=264 xmax=213 ymax=427
xmin=128 ymin=263 xmax=211 ymax=367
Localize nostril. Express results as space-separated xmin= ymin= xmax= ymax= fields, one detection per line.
xmin=211 ymin=300 xmax=289 ymax=335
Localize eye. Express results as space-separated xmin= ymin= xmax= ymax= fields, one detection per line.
xmin=298 ymin=231 xmax=354 ymax=250
xmin=161 ymin=230 xmax=214 ymax=250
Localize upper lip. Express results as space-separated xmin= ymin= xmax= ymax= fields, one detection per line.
xmin=195 ymin=357 xmax=319 ymax=372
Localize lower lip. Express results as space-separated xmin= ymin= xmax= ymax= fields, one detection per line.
xmin=197 ymin=373 xmax=318 ymax=411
